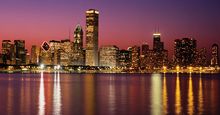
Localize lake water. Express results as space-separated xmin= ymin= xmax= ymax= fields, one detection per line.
xmin=0 ymin=73 xmax=219 ymax=115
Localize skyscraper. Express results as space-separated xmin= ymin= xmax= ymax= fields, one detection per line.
xmin=1 ymin=40 xmax=14 ymax=64
xmin=131 ymin=46 xmax=140 ymax=70
xmin=152 ymin=32 xmax=168 ymax=68
xmin=73 ymin=24 xmax=83 ymax=51
xmin=174 ymin=38 xmax=197 ymax=67
xmin=31 ymin=45 xmax=40 ymax=64
xmin=85 ymin=9 xmax=99 ymax=66
xmin=71 ymin=24 xmax=85 ymax=65
xmin=14 ymin=40 xmax=26 ymax=65
xmin=153 ymin=33 xmax=164 ymax=51
xmin=211 ymin=44 xmax=219 ymax=66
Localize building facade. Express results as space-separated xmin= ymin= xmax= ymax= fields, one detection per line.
xmin=14 ymin=40 xmax=26 ymax=65
xmin=99 ymin=45 xmax=119 ymax=67
xmin=85 ymin=9 xmax=99 ymax=66
xmin=174 ymin=38 xmax=197 ymax=67
xmin=211 ymin=44 xmax=219 ymax=66
xmin=131 ymin=46 xmax=140 ymax=70
xmin=31 ymin=45 xmax=40 ymax=64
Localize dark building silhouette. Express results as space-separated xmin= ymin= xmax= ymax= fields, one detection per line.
xmin=14 ymin=40 xmax=26 ymax=65
xmin=118 ymin=49 xmax=132 ymax=68
xmin=174 ymin=38 xmax=197 ymax=67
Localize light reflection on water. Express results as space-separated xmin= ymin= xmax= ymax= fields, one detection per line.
xmin=38 ymin=72 xmax=45 ymax=115
xmin=151 ymin=74 xmax=162 ymax=115
xmin=0 ymin=73 xmax=219 ymax=115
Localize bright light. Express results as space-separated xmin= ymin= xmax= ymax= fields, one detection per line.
xmin=176 ymin=66 xmax=180 ymax=73
xmin=57 ymin=65 xmax=61 ymax=70
xmin=54 ymin=65 xmax=61 ymax=70
xmin=40 ymin=64 xmax=45 ymax=69
xmin=153 ymin=33 xmax=161 ymax=36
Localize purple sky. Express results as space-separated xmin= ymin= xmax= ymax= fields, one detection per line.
xmin=0 ymin=0 xmax=219 ymax=56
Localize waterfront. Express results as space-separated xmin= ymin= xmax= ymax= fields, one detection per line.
xmin=0 ymin=73 xmax=220 ymax=115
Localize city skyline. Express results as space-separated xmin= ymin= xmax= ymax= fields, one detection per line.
xmin=0 ymin=0 xmax=219 ymax=56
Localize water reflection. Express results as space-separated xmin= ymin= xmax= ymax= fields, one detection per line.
xmin=38 ymin=72 xmax=45 ymax=115
xmin=162 ymin=74 xmax=168 ymax=114
xmin=83 ymin=74 xmax=95 ymax=115
xmin=108 ymin=76 xmax=116 ymax=114
xmin=53 ymin=72 xmax=61 ymax=115
xmin=188 ymin=73 xmax=194 ymax=115
xmin=175 ymin=73 xmax=182 ymax=114
xmin=0 ymin=73 xmax=220 ymax=114
xmin=151 ymin=74 xmax=162 ymax=115
xmin=198 ymin=74 xmax=204 ymax=114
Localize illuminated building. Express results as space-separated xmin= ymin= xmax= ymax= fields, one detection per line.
xmin=50 ymin=40 xmax=61 ymax=65
xmin=142 ymin=43 xmax=149 ymax=56
xmin=118 ymin=50 xmax=132 ymax=68
xmin=131 ymin=46 xmax=140 ymax=70
xmin=31 ymin=45 xmax=40 ymax=64
xmin=71 ymin=24 xmax=85 ymax=65
xmin=151 ymin=33 xmax=168 ymax=68
xmin=174 ymin=38 xmax=197 ymax=67
xmin=140 ymin=43 xmax=149 ymax=69
xmin=14 ymin=40 xmax=26 ymax=65
xmin=74 ymin=24 xmax=83 ymax=51
xmin=26 ymin=53 xmax=30 ymax=64
xmin=1 ymin=40 xmax=15 ymax=64
xmin=211 ymin=44 xmax=219 ymax=66
xmin=85 ymin=9 xmax=99 ymax=66
xmin=195 ymin=48 xmax=207 ymax=67
xmin=40 ymin=41 xmax=52 ymax=65
xmin=153 ymin=33 xmax=164 ymax=51
xmin=99 ymin=45 xmax=119 ymax=67
xmin=60 ymin=39 xmax=71 ymax=66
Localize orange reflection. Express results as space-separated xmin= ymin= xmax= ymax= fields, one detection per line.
xmin=198 ymin=75 xmax=204 ymax=114
xmin=188 ymin=74 xmax=194 ymax=115
xmin=162 ymin=74 xmax=168 ymax=114
xmin=84 ymin=74 xmax=95 ymax=115
xmin=175 ymin=73 xmax=182 ymax=114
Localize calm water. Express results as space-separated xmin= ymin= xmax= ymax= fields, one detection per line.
xmin=0 ymin=73 xmax=219 ymax=115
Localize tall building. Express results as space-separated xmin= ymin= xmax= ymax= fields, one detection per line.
xmin=1 ymin=40 xmax=15 ymax=64
xmin=153 ymin=33 xmax=164 ymax=51
xmin=152 ymin=32 xmax=168 ymax=68
xmin=99 ymin=45 xmax=119 ymax=67
xmin=14 ymin=40 xmax=26 ymax=65
xmin=73 ymin=24 xmax=83 ymax=51
xmin=60 ymin=39 xmax=71 ymax=66
xmin=118 ymin=50 xmax=132 ymax=68
xmin=40 ymin=41 xmax=52 ymax=65
xmin=142 ymin=43 xmax=149 ymax=55
xmin=211 ymin=44 xmax=219 ymax=66
xmin=31 ymin=45 xmax=40 ymax=64
xmin=71 ymin=24 xmax=85 ymax=66
xmin=131 ymin=46 xmax=140 ymax=70
xmin=140 ymin=43 xmax=149 ymax=69
xmin=174 ymin=38 xmax=197 ymax=67
xmin=50 ymin=40 xmax=61 ymax=65
xmin=85 ymin=9 xmax=99 ymax=66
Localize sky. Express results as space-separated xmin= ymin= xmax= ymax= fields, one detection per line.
xmin=0 ymin=0 xmax=220 ymax=56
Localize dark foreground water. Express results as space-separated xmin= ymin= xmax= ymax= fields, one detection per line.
xmin=0 ymin=73 xmax=219 ymax=115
